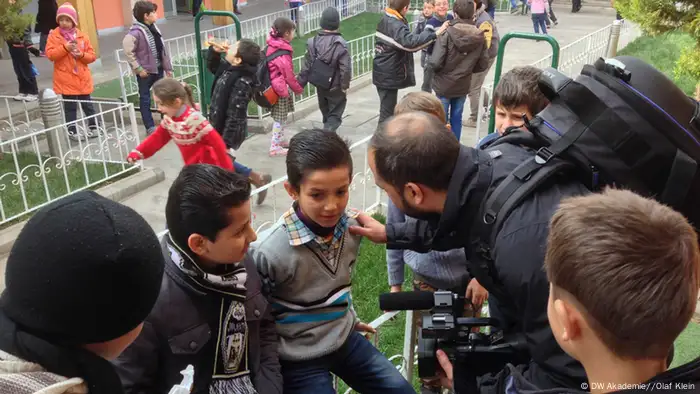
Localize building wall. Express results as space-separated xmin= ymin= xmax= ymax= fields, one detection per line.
xmin=95 ymin=0 xmax=166 ymax=32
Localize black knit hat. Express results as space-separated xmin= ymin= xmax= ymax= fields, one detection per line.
xmin=0 ymin=191 xmax=164 ymax=345
xmin=320 ymin=7 xmax=340 ymax=31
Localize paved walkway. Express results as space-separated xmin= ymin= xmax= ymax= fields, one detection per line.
xmin=118 ymin=4 xmax=635 ymax=233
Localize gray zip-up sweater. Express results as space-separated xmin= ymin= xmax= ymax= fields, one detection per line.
xmin=386 ymin=199 xmax=469 ymax=290
xmin=250 ymin=214 xmax=362 ymax=361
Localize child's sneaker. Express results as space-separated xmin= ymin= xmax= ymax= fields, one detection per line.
xmin=269 ymin=146 xmax=288 ymax=157
xmin=23 ymin=94 xmax=38 ymax=102
xmin=68 ymin=130 xmax=84 ymax=141
xmin=13 ymin=94 xmax=26 ymax=101
xmin=463 ymin=118 xmax=478 ymax=128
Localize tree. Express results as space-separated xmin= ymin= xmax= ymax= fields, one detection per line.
xmin=0 ymin=0 xmax=34 ymax=43
xmin=615 ymin=0 xmax=700 ymax=99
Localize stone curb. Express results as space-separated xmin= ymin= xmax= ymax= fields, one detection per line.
xmin=0 ymin=167 xmax=165 ymax=258
xmin=248 ymin=74 xmax=374 ymax=134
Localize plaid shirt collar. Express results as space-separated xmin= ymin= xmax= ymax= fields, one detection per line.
xmin=282 ymin=206 xmax=349 ymax=247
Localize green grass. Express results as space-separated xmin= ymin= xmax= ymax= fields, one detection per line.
xmin=0 ymin=151 xmax=134 ymax=226
xmin=618 ymin=31 xmax=697 ymax=96
xmin=348 ymin=212 xmax=700 ymax=391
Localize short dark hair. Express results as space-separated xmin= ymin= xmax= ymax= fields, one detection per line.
xmin=390 ymin=0 xmax=411 ymax=11
xmin=286 ymin=129 xmax=353 ymax=190
xmin=271 ymin=17 xmax=296 ymax=38
xmin=454 ymin=0 xmax=475 ymax=20
xmin=370 ymin=112 xmax=459 ymax=192
xmin=133 ymin=0 xmax=157 ymax=23
xmin=166 ymin=164 xmax=251 ymax=250
xmin=546 ymin=188 xmax=700 ymax=359
xmin=236 ymin=39 xmax=261 ymax=67
xmin=493 ymin=66 xmax=549 ymax=115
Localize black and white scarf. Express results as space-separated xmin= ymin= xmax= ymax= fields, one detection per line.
xmin=167 ymin=234 xmax=258 ymax=394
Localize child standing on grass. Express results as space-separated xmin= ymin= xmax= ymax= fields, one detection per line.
xmin=297 ymin=7 xmax=351 ymax=133
xmin=528 ymin=0 xmax=548 ymax=34
xmin=45 ymin=3 xmax=99 ymax=141
xmin=251 ymin=129 xmax=415 ymax=394
xmin=123 ymin=0 xmax=173 ymax=135
xmin=207 ymin=38 xmax=273 ymax=205
xmin=126 ymin=78 xmax=232 ymax=170
xmin=266 ymin=17 xmax=304 ymax=157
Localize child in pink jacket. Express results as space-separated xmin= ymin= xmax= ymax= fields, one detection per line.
xmin=528 ymin=0 xmax=548 ymax=34
xmin=267 ymin=17 xmax=304 ymax=156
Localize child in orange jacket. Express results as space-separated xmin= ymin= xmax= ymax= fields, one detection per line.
xmin=45 ymin=3 xmax=98 ymax=141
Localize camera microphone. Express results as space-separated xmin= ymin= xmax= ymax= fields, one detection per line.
xmin=378 ymin=291 xmax=439 ymax=311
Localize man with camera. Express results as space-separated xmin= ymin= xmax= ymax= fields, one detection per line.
xmin=349 ymin=112 xmax=589 ymax=393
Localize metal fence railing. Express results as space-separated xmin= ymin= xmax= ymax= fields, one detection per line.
xmin=115 ymin=0 xmax=367 ymax=106
xmin=0 ymin=96 xmax=142 ymax=226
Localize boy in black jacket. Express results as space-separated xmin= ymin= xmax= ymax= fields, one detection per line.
xmin=207 ymin=38 xmax=272 ymax=205
xmin=372 ymin=0 xmax=448 ymax=127
xmin=6 ymin=26 xmax=40 ymax=102
xmin=298 ymin=7 xmax=351 ymax=132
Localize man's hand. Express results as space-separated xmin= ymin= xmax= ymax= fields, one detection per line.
xmin=348 ymin=212 xmax=388 ymax=243
xmin=355 ymin=321 xmax=376 ymax=339
xmin=166 ymin=70 xmax=174 ymax=78
xmin=436 ymin=349 xmax=454 ymax=390
xmin=390 ymin=285 xmax=402 ymax=293
xmin=466 ymin=278 xmax=488 ymax=309
xmin=437 ymin=21 xmax=450 ymax=36
xmin=138 ymin=70 xmax=149 ymax=78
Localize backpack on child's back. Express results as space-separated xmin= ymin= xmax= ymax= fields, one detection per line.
xmin=253 ymin=46 xmax=292 ymax=108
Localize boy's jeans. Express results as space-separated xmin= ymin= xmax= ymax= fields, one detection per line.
xmin=281 ymin=332 xmax=415 ymax=394
xmin=439 ymin=96 xmax=467 ymax=142
xmin=317 ymin=88 xmax=347 ymax=132
xmin=137 ymin=69 xmax=164 ymax=133
xmin=63 ymin=95 xmax=98 ymax=135
xmin=532 ymin=13 xmax=548 ymax=34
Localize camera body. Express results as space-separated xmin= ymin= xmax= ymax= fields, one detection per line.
xmin=414 ymin=291 xmax=516 ymax=378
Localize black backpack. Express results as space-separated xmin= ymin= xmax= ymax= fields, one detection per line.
xmin=468 ymin=56 xmax=700 ymax=305
xmin=253 ymin=47 xmax=292 ymax=109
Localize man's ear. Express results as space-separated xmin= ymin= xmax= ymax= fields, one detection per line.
xmin=187 ymin=233 xmax=208 ymax=257
xmin=403 ymin=182 xmax=426 ymax=205
xmin=283 ymin=181 xmax=298 ymax=201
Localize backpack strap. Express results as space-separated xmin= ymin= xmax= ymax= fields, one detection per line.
xmin=466 ymin=154 xmax=576 ymax=311
xmin=660 ymin=148 xmax=697 ymax=209
xmin=265 ymin=48 xmax=292 ymax=63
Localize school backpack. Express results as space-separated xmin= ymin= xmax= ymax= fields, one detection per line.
xmin=468 ymin=55 xmax=700 ymax=305
xmin=253 ymin=47 xmax=292 ymax=109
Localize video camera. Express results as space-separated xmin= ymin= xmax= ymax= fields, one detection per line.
xmin=379 ymin=291 xmax=525 ymax=389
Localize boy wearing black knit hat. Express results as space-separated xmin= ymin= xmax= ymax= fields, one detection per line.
xmin=297 ymin=7 xmax=351 ymax=132
xmin=0 ymin=191 xmax=164 ymax=393
xmin=113 ymin=164 xmax=283 ymax=394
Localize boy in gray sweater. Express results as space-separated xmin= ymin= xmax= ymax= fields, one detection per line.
xmin=251 ymin=130 xmax=414 ymax=394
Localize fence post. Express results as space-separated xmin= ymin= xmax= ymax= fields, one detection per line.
xmin=39 ymin=89 xmax=65 ymax=158
xmin=402 ymin=310 xmax=416 ymax=382
xmin=298 ymin=5 xmax=307 ymax=36
xmin=606 ymin=20 xmax=622 ymax=58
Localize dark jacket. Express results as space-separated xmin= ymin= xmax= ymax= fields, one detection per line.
xmin=386 ymin=143 xmax=590 ymax=392
xmin=207 ymin=48 xmax=257 ymax=151
xmin=35 ymin=0 xmax=58 ymax=34
xmin=112 ymin=236 xmax=283 ymax=394
xmin=424 ymin=13 xmax=454 ymax=55
xmin=502 ymin=357 xmax=700 ymax=393
xmin=373 ymin=9 xmax=436 ymax=90
xmin=429 ymin=19 xmax=490 ymax=98
xmin=474 ymin=7 xmax=500 ymax=60
xmin=298 ymin=31 xmax=351 ymax=91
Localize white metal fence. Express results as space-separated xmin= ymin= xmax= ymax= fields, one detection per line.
xmin=115 ymin=0 xmax=367 ymax=105
xmin=0 ymin=96 xmax=141 ymax=226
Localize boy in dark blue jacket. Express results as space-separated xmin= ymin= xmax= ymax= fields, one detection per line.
xmin=422 ymin=0 xmax=453 ymax=92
